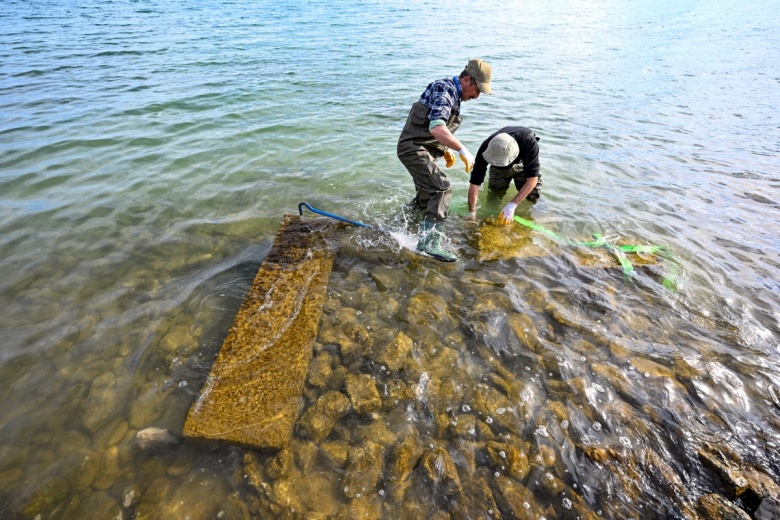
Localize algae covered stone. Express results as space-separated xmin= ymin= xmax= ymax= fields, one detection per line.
xmin=375 ymin=332 xmax=413 ymax=373
xmin=297 ymin=391 xmax=351 ymax=442
xmin=345 ymin=373 xmax=382 ymax=415
xmin=183 ymin=216 xmax=341 ymax=449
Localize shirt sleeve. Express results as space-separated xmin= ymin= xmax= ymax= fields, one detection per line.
xmin=427 ymin=88 xmax=456 ymax=121
xmin=521 ymin=134 xmax=541 ymax=177
xmin=428 ymin=92 xmax=453 ymax=121
xmin=429 ymin=119 xmax=446 ymax=131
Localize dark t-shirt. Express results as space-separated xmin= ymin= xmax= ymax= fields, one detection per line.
xmin=469 ymin=126 xmax=540 ymax=186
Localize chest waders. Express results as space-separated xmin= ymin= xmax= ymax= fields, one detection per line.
xmin=397 ymin=97 xmax=463 ymax=262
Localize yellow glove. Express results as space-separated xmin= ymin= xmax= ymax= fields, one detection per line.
xmin=457 ymin=147 xmax=474 ymax=173
xmin=498 ymin=202 xmax=517 ymax=225
xmin=444 ymin=148 xmax=456 ymax=168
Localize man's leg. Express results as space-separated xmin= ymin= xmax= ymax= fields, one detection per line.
xmin=398 ymin=151 xmax=457 ymax=261
xmin=398 ymin=150 xmax=452 ymax=222
xmin=487 ymin=167 xmax=512 ymax=208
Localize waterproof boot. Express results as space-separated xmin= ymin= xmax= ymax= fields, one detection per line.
xmin=417 ymin=221 xmax=457 ymax=262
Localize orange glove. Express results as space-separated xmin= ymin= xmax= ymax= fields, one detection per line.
xmin=444 ymin=148 xmax=456 ymax=168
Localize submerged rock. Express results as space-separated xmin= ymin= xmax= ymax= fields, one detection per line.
xmin=696 ymin=493 xmax=751 ymax=520
xmin=82 ymin=372 xmax=120 ymax=433
xmin=406 ymin=292 xmax=453 ymax=328
xmin=755 ymin=495 xmax=780 ymax=520
xmin=525 ymin=464 xmax=565 ymax=501
xmin=269 ymin=472 xmax=307 ymax=515
xmin=486 ymin=440 xmax=530 ymax=481
xmin=697 ymin=445 xmax=749 ymax=499
xmin=93 ymin=445 xmax=121 ymax=490
xmin=182 ymin=216 xmax=341 ymax=450
xmin=380 ymin=378 xmax=414 ymax=411
xmin=338 ymin=322 xmax=374 ymax=366
xmin=449 ymin=414 xmax=478 ymax=440
xmin=465 ymin=472 xmax=501 ymax=519
xmin=356 ymin=419 xmax=397 ymax=448
xmin=132 ymin=476 xmax=176 ymax=519
xmin=68 ymin=491 xmax=122 ymax=520
xmin=375 ymin=332 xmax=413 ymax=373
xmin=290 ymin=438 xmax=319 ymax=473
xmin=23 ymin=476 xmax=71 ymax=519
xmin=242 ymin=451 xmax=270 ymax=500
xmin=420 ymin=447 xmax=463 ymax=509
xmin=424 ymin=375 xmax=465 ymax=418
xmin=338 ymin=494 xmax=382 ymax=520
xmin=320 ymin=439 xmax=351 ymax=468
xmin=135 ymin=427 xmax=179 ymax=450
xmin=387 ymin=433 xmax=424 ymax=484
xmin=266 ymin=447 xmax=294 ymax=480
xmin=307 ymin=351 xmax=334 ymax=388
xmin=369 ymin=265 xmax=400 ymax=293
xmin=68 ymin=452 xmax=101 ymax=492
xmin=584 ymin=445 xmax=691 ymax=514
xmin=342 ymin=441 xmax=386 ymax=499
xmin=345 ymin=373 xmax=382 ymax=415
xmin=472 ymin=385 xmax=522 ymax=434
xmin=491 ymin=475 xmax=535 ymax=518
xmin=507 ymin=313 xmax=541 ymax=352
xmin=297 ymin=391 xmax=351 ymax=442
xmin=156 ymin=471 xmax=227 ymax=519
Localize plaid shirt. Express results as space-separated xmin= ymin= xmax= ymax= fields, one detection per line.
xmin=419 ymin=77 xmax=461 ymax=122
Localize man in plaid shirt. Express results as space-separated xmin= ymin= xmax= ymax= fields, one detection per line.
xmin=397 ymin=58 xmax=492 ymax=262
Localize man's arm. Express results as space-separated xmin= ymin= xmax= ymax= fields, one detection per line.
xmin=432 ymin=125 xmax=474 ymax=172
xmin=509 ymin=177 xmax=539 ymax=205
xmin=467 ymin=183 xmax=480 ymax=213
xmin=430 ymin=125 xmax=464 ymax=150
xmin=498 ymin=177 xmax=539 ymax=224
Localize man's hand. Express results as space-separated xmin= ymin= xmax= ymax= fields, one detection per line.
xmin=498 ymin=202 xmax=517 ymax=225
xmin=458 ymin=147 xmax=474 ymax=173
xmin=443 ymin=148 xmax=456 ymax=168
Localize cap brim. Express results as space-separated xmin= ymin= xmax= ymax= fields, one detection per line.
xmin=476 ymin=80 xmax=492 ymax=95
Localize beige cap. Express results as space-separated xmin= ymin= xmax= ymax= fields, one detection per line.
xmin=465 ymin=58 xmax=492 ymax=94
xmin=483 ymin=133 xmax=519 ymax=167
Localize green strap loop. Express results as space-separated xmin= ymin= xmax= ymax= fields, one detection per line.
xmin=512 ymin=216 xmax=679 ymax=289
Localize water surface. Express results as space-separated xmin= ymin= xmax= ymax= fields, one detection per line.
xmin=1 ymin=0 xmax=779 ymax=518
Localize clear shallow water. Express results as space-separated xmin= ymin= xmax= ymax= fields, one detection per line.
xmin=1 ymin=0 xmax=779 ymax=518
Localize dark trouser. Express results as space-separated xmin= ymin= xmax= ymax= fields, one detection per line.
xmin=487 ymin=165 xmax=542 ymax=203
xmin=398 ymin=150 xmax=452 ymax=222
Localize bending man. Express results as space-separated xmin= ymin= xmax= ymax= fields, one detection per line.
xmin=397 ymin=58 xmax=492 ymax=262
xmin=467 ymin=126 xmax=542 ymax=224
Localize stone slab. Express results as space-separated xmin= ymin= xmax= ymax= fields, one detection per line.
xmin=183 ymin=214 xmax=341 ymax=449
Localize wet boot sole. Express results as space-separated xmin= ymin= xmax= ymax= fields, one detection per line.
xmin=416 ymin=247 xmax=457 ymax=262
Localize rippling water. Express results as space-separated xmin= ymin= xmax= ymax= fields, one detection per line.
xmin=1 ymin=0 xmax=779 ymax=518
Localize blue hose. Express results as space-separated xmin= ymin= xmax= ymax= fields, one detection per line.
xmin=298 ymin=202 xmax=375 ymax=229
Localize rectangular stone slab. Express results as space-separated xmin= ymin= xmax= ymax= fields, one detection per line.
xmin=183 ymin=214 xmax=340 ymax=449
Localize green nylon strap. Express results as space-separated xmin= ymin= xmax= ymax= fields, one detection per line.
xmin=512 ymin=216 xmax=679 ymax=289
